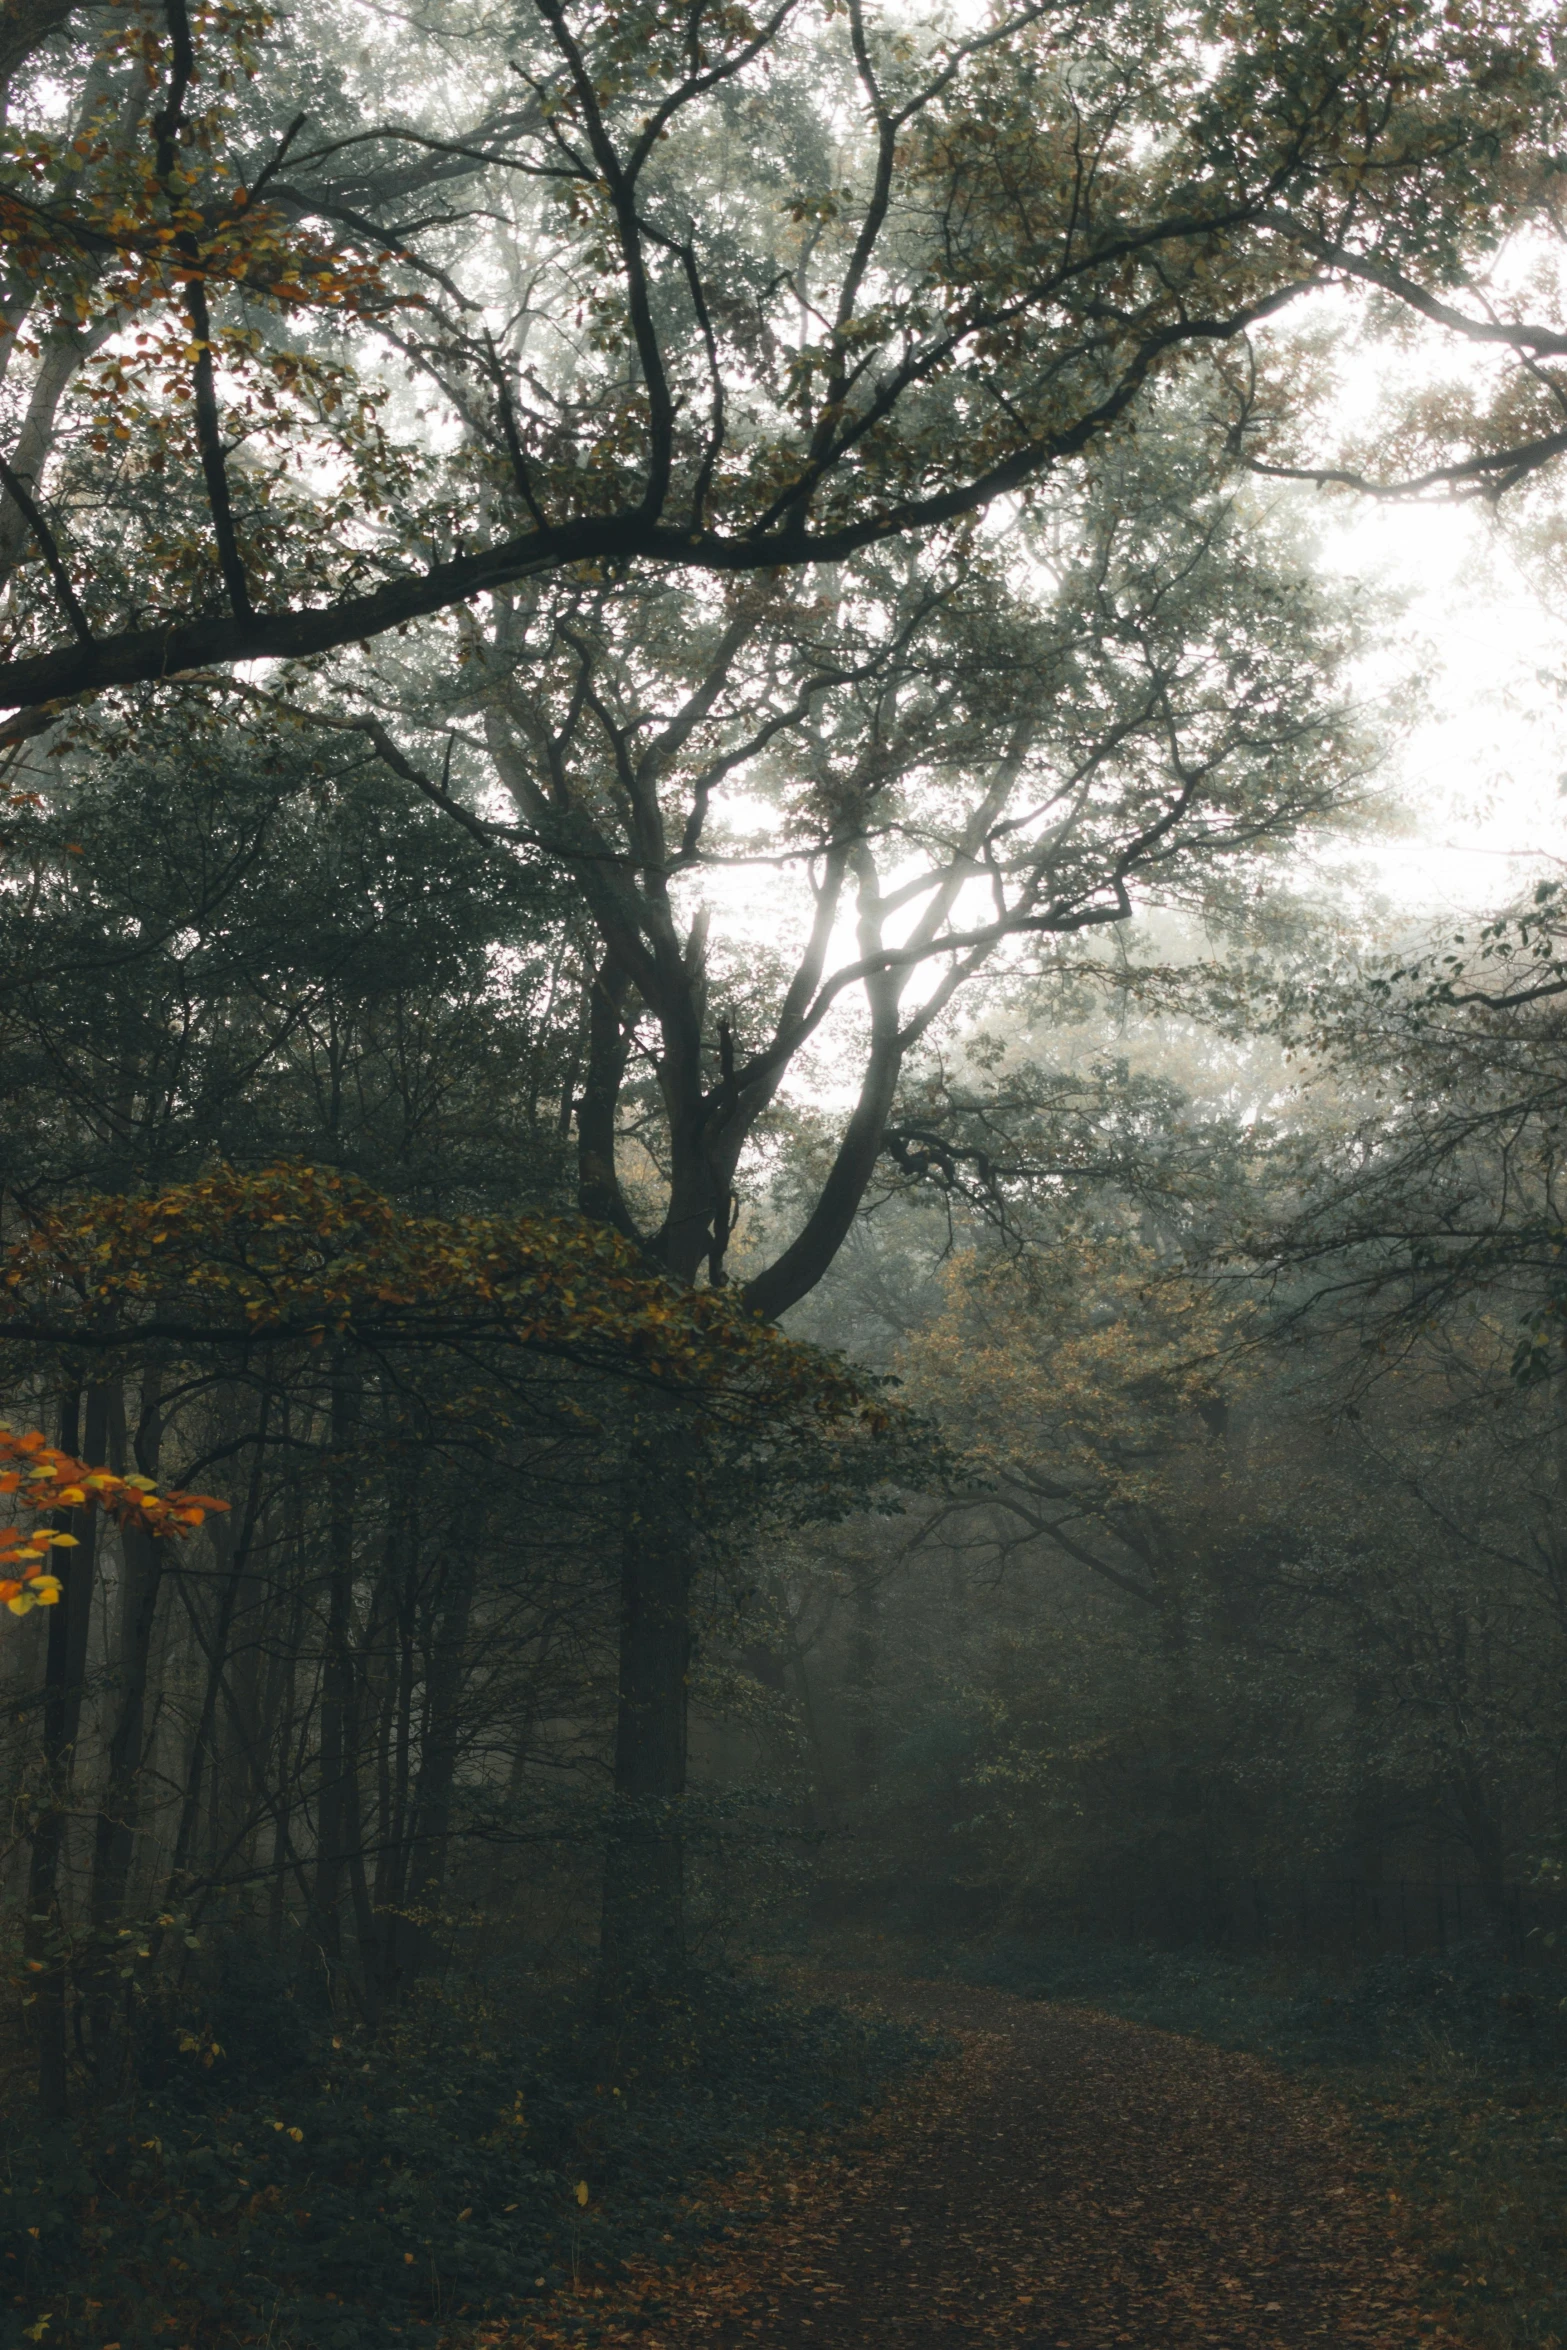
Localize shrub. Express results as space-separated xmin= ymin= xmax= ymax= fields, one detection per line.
xmin=0 ymin=1963 xmax=923 ymax=2350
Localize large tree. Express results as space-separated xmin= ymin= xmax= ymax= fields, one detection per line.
xmin=243 ymin=393 xmax=1379 ymax=1977
xmin=0 ymin=0 xmax=1560 ymax=724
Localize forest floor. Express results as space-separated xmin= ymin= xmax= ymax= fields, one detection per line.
xmin=508 ymin=1977 xmax=1455 ymax=2350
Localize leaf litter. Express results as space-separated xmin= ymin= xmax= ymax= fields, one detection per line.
xmin=498 ymin=1980 xmax=1462 ymax=2349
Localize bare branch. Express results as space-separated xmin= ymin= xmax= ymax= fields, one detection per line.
xmin=0 ymin=451 xmax=91 ymax=644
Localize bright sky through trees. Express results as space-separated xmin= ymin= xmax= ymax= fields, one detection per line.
xmin=1317 ymin=499 xmax=1567 ymax=915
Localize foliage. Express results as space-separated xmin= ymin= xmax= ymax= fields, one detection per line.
xmin=8 ymin=9 xmax=1567 ymax=2334
xmin=0 ymin=0 xmax=386 ymax=320
xmin=944 ymin=1934 xmax=1565 ymax=2069
xmin=423 ymin=401 xmax=1376 ymax=1319
xmin=1220 ymin=888 xmax=1567 ymax=1379
xmin=12 ymin=0 xmax=1493 ymax=1998
xmin=0 ymin=1418 xmax=225 ymax=1613
xmin=0 ymin=1160 xmax=897 ymax=1424
xmin=0 ymin=1966 xmax=922 ymax=2350
xmin=3 ymin=0 xmax=1560 ymax=713
xmin=0 ymin=1157 xmax=906 ymax=2067
xmin=0 ymin=727 xmax=584 ymax=1215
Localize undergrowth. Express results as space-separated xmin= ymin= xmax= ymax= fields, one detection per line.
xmin=941 ymin=1933 xmax=1567 ymax=2350
xmin=0 ymin=1955 xmax=922 ymax=2350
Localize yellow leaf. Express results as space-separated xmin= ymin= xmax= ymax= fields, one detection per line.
xmin=575 ymin=2180 xmax=589 ymax=2207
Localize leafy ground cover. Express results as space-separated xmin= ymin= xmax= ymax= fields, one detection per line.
xmin=503 ymin=1976 xmax=1452 ymax=2348
xmin=0 ymin=1956 xmax=922 ymax=2350
xmin=939 ymin=1934 xmax=1567 ymax=2350
xmin=10 ymin=1934 xmax=1553 ymax=2350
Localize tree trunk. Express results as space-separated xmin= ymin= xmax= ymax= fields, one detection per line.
xmin=599 ymin=1418 xmax=695 ymax=1994
xmin=312 ymin=1364 xmax=360 ymax=1998
xmin=1346 ymin=1664 xmax=1387 ymax=1894
xmin=370 ymin=1495 xmax=420 ymax=2008
xmin=268 ymin=1582 xmax=304 ymax=1955
xmin=86 ymin=1374 xmax=168 ymax=2075
xmin=403 ymin=1524 xmax=478 ymax=1988
xmin=849 ymin=1565 xmax=879 ymax=1800
xmin=26 ymin=1383 xmax=109 ymax=2119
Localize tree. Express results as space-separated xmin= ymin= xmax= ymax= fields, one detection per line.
xmin=0 ymin=706 xmax=586 ymax=1211
xmin=0 ymin=1416 xmax=226 ymax=2114
xmin=0 ymin=1162 xmax=896 ymax=2097
xmin=0 ymin=0 xmax=1559 ymax=724
xmin=284 ymin=399 xmax=1367 ymax=1974
xmin=770 ymin=966 xmax=1567 ymax=1949
xmin=1232 ymin=886 xmax=1567 ymax=1382
xmin=8 ymin=0 xmax=1558 ymax=1995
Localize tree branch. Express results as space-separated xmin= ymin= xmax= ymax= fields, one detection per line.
xmin=0 ymin=450 xmax=90 ymax=643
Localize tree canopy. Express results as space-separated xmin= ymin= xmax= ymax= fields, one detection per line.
xmin=1 ymin=0 xmax=1562 ymax=725
xmin=0 ymin=1158 xmax=893 ymax=1417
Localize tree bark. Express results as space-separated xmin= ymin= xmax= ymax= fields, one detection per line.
xmin=0 ymin=0 xmax=76 ymax=93
xmin=369 ymin=1487 xmax=419 ymax=2007
xmin=849 ymin=1565 xmax=879 ymax=1800
xmin=86 ymin=1374 xmax=168 ymax=2073
xmin=26 ymin=1382 xmax=108 ymax=2118
xmin=403 ymin=1522 xmax=479 ymax=1989
xmin=599 ymin=1416 xmax=695 ymax=1993
xmin=311 ymin=1363 xmax=360 ymax=1997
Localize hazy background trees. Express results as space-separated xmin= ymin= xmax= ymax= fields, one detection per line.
xmin=774 ymin=931 xmax=1567 ymax=1955
xmin=5 ymin=0 xmax=1567 ymax=2146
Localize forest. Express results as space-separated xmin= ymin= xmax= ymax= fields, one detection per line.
xmin=5 ymin=0 xmax=1567 ymax=2344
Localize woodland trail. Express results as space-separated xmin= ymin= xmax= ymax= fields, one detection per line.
xmin=547 ymin=1980 xmax=1458 ymax=2350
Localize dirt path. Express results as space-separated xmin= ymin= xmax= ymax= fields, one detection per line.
xmin=550 ymin=1980 xmax=1456 ymax=2349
